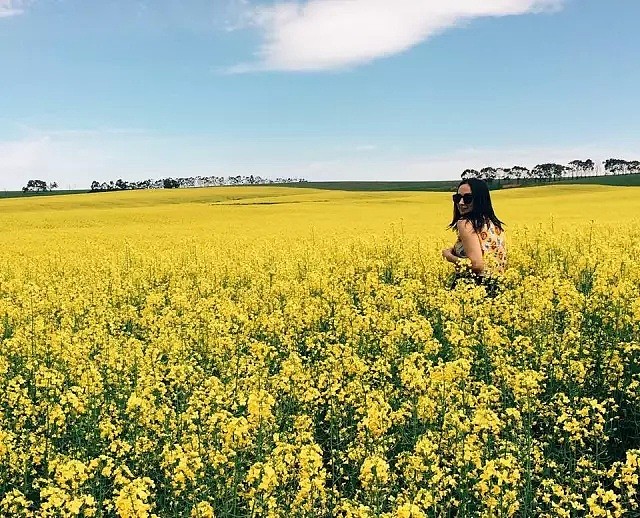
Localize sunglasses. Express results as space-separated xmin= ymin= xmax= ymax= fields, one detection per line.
xmin=452 ymin=193 xmax=473 ymax=204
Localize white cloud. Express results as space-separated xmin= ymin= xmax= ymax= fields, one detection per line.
xmin=0 ymin=0 xmax=29 ymax=17
xmin=231 ymin=0 xmax=564 ymax=72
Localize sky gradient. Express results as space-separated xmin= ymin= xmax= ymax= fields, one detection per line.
xmin=1 ymin=0 xmax=639 ymax=190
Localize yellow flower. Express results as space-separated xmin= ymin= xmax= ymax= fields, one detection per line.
xmin=360 ymin=455 xmax=390 ymax=489
xmin=190 ymin=502 xmax=215 ymax=518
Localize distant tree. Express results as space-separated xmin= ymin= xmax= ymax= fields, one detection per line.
xmin=179 ymin=177 xmax=196 ymax=188
xmin=532 ymin=164 xmax=544 ymax=182
xmin=524 ymin=166 xmax=538 ymax=182
xmin=496 ymin=167 xmax=511 ymax=183
xmin=22 ymin=179 xmax=49 ymax=192
xmin=163 ymin=178 xmax=180 ymax=189
xmin=628 ymin=160 xmax=640 ymax=174
xmin=568 ymin=160 xmax=583 ymax=178
xmin=115 ymin=179 xmax=129 ymax=190
xmin=461 ymin=169 xmax=478 ymax=180
xmin=569 ymin=159 xmax=595 ymax=178
xmin=532 ymin=164 xmax=548 ymax=182
xmin=479 ymin=167 xmax=497 ymax=184
xmin=604 ymin=158 xmax=629 ymax=175
xmin=532 ymin=163 xmax=565 ymax=182
xmin=554 ymin=164 xmax=567 ymax=181
xmin=49 ymin=182 xmax=58 ymax=191
xmin=510 ymin=166 xmax=528 ymax=184
xmin=567 ymin=158 xmax=595 ymax=177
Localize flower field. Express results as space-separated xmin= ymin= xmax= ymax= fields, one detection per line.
xmin=0 ymin=185 xmax=639 ymax=517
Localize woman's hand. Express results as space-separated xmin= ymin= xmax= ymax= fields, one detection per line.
xmin=442 ymin=248 xmax=458 ymax=264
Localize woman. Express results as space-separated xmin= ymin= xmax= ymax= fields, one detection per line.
xmin=442 ymin=178 xmax=506 ymax=291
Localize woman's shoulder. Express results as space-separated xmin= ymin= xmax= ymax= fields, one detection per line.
xmin=456 ymin=219 xmax=475 ymax=233
xmin=485 ymin=219 xmax=505 ymax=234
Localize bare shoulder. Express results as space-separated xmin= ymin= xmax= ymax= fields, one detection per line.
xmin=456 ymin=219 xmax=475 ymax=234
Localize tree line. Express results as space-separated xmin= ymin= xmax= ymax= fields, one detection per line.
xmin=20 ymin=175 xmax=307 ymax=193
xmin=89 ymin=174 xmax=306 ymax=192
xmin=19 ymin=157 xmax=640 ymax=193
xmin=461 ymin=158 xmax=640 ymax=183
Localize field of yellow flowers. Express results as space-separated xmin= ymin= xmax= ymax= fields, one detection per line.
xmin=0 ymin=185 xmax=639 ymax=517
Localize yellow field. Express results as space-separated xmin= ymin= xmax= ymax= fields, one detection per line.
xmin=0 ymin=185 xmax=639 ymax=517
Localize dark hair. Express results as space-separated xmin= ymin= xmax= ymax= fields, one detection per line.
xmin=448 ymin=178 xmax=505 ymax=233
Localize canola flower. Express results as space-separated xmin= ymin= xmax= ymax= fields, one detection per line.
xmin=0 ymin=185 xmax=639 ymax=517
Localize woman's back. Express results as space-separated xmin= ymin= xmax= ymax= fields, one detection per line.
xmin=453 ymin=219 xmax=507 ymax=275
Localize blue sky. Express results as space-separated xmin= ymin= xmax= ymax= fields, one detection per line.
xmin=1 ymin=0 xmax=639 ymax=189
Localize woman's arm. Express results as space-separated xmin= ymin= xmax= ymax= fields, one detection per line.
xmin=442 ymin=247 xmax=458 ymax=263
xmin=456 ymin=220 xmax=484 ymax=274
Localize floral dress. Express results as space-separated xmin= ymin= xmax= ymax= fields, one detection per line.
xmin=453 ymin=220 xmax=507 ymax=276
